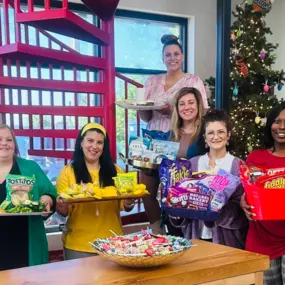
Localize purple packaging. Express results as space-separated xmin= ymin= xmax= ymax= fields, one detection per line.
xmin=197 ymin=169 xmax=240 ymax=211
xmin=187 ymin=192 xmax=211 ymax=211
xmin=159 ymin=159 xmax=192 ymax=198
xmin=165 ymin=186 xmax=197 ymax=208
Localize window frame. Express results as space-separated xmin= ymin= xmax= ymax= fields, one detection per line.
xmin=26 ymin=1 xmax=188 ymax=74
xmin=114 ymin=9 xmax=188 ymax=75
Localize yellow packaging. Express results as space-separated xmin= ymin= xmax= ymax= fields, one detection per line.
xmin=113 ymin=172 xmax=137 ymax=194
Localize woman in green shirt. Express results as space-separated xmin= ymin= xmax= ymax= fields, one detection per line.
xmin=0 ymin=124 xmax=57 ymax=270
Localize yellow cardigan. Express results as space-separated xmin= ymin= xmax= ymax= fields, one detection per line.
xmin=56 ymin=165 xmax=124 ymax=252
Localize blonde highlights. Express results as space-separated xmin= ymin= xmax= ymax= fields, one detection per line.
xmin=171 ymin=87 xmax=205 ymax=142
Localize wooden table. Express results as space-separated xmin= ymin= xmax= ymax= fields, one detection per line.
xmin=0 ymin=240 xmax=269 ymax=285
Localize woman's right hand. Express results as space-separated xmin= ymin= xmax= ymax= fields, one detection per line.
xmin=156 ymin=104 xmax=172 ymax=116
xmin=56 ymin=197 xmax=69 ymax=217
xmin=240 ymin=193 xmax=255 ymax=221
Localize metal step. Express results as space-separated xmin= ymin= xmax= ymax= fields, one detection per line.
xmin=16 ymin=9 xmax=110 ymax=45
xmin=0 ymin=43 xmax=106 ymax=70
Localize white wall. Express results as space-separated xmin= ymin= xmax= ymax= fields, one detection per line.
xmin=118 ymin=0 xmax=217 ymax=81
xmin=266 ymin=0 xmax=285 ymax=99
xmin=71 ymin=0 xmax=284 ymax=89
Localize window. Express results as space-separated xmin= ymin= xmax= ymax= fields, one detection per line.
xmin=114 ymin=10 xmax=188 ymax=169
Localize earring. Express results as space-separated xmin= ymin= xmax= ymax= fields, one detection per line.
xmin=227 ymin=141 xmax=229 ymax=146
xmin=205 ymin=143 xmax=208 ymax=149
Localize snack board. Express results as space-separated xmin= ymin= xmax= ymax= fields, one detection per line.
xmin=58 ymin=172 xmax=149 ymax=203
xmin=60 ymin=193 xmax=148 ymax=204
xmin=0 ymin=212 xmax=52 ymax=216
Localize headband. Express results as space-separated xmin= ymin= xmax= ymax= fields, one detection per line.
xmin=81 ymin=123 xmax=106 ymax=137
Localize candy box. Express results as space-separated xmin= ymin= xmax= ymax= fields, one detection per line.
xmin=159 ymin=159 xmax=192 ymax=198
xmin=152 ymin=140 xmax=180 ymax=161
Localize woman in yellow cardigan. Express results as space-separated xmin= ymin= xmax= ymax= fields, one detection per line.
xmin=56 ymin=123 xmax=135 ymax=260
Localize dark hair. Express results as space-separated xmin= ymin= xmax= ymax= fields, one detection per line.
xmin=264 ymin=102 xmax=285 ymax=149
xmin=71 ymin=127 xmax=117 ymax=187
xmin=197 ymin=109 xmax=232 ymax=153
xmin=203 ymin=109 xmax=232 ymax=132
xmin=161 ymin=34 xmax=183 ymax=54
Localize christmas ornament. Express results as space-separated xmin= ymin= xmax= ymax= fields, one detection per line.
xmin=232 ymin=47 xmax=240 ymax=56
xmin=233 ymin=82 xmax=239 ymax=96
xmin=260 ymin=17 xmax=266 ymax=27
xmin=248 ymin=145 xmax=253 ymax=152
xmin=255 ymin=116 xmax=261 ymax=124
xmin=278 ymin=83 xmax=284 ymax=91
xmin=263 ymin=83 xmax=269 ymax=93
xmin=260 ymin=118 xmax=267 ymax=126
xmin=259 ymin=49 xmax=267 ymax=60
xmin=236 ymin=57 xmax=249 ymax=77
xmin=231 ymin=31 xmax=236 ymax=41
xmin=237 ymin=28 xmax=243 ymax=37
xmin=252 ymin=0 xmax=272 ymax=13
xmin=271 ymin=54 xmax=277 ymax=61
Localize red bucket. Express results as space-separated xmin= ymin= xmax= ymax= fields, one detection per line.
xmin=243 ymin=181 xmax=285 ymax=220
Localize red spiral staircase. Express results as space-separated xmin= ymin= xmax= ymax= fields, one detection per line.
xmin=0 ymin=0 xmax=138 ymax=161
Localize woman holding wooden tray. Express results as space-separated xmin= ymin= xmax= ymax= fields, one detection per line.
xmin=138 ymin=35 xmax=208 ymax=234
xmin=0 ymin=124 xmax=57 ymax=270
xmin=56 ymin=123 xmax=135 ymax=260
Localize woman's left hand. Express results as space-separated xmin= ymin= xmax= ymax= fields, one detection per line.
xmin=40 ymin=195 xmax=53 ymax=212
xmin=123 ymin=199 xmax=136 ymax=212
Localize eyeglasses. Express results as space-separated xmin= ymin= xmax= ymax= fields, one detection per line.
xmin=205 ymin=130 xmax=227 ymax=139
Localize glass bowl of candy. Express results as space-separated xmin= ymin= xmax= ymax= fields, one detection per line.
xmin=90 ymin=232 xmax=192 ymax=268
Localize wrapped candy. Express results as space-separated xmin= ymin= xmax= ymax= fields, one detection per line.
xmin=159 ymin=159 xmax=192 ymax=198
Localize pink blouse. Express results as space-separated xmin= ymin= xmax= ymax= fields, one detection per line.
xmin=144 ymin=73 xmax=208 ymax=132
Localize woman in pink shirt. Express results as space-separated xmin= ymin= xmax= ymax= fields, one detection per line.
xmin=139 ymin=34 xmax=209 ymax=132
xmin=139 ymin=35 xmax=209 ymax=234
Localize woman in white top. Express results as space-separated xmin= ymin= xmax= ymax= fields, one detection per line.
xmin=170 ymin=109 xmax=248 ymax=249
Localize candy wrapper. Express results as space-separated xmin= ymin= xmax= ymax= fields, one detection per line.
xmin=162 ymin=168 xmax=240 ymax=221
xmin=240 ymin=163 xmax=285 ymax=188
xmin=197 ymin=169 xmax=240 ymax=209
xmin=163 ymin=186 xmax=197 ymax=208
xmin=188 ymin=192 xmax=211 ymax=211
xmin=113 ymin=172 xmax=137 ymax=194
xmin=0 ymin=174 xmax=46 ymax=214
xmin=159 ymin=159 xmax=192 ymax=198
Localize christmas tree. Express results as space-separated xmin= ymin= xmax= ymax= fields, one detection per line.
xmin=227 ymin=0 xmax=285 ymax=159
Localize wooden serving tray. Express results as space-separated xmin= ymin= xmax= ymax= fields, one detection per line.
xmin=61 ymin=193 xmax=148 ymax=204
xmin=0 ymin=211 xmax=52 ymax=216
